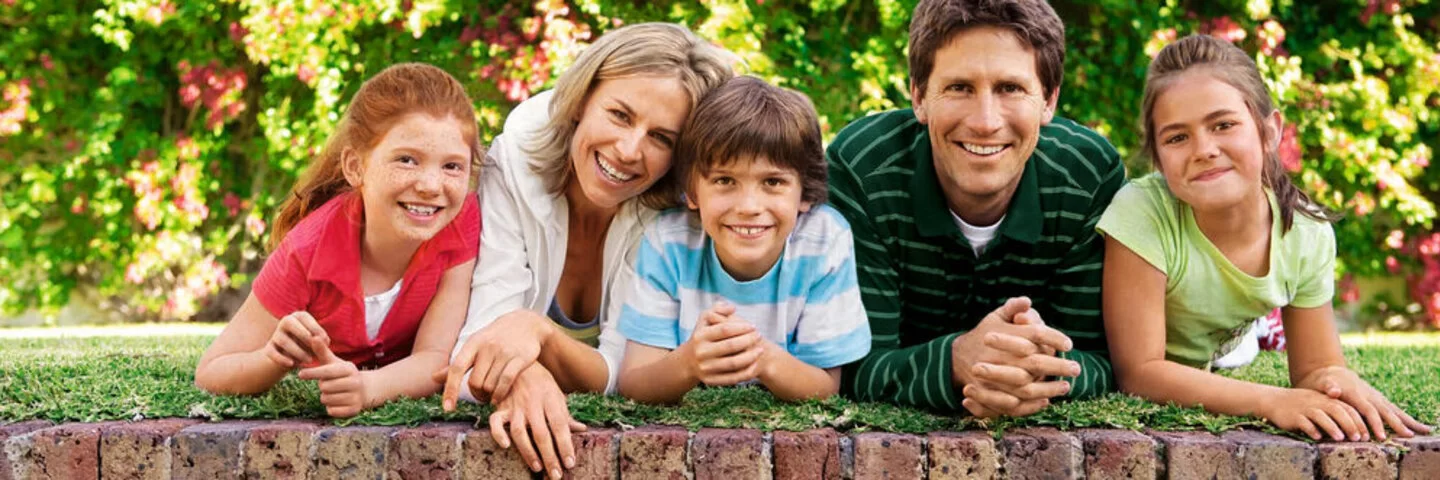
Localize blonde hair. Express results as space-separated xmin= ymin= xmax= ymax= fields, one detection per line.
xmin=270 ymin=63 xmax=482 ymax=251
xmin=525 ymin=22 xmax=734 ymax=209
xmin=1140 ymin=34 xmax=1333 ymax=232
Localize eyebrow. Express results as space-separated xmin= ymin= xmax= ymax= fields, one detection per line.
xmin=1157 ymin=108 xmax=1242 ymax=136
xmin=388 ymin=146 xmax=470 ymax=163
xmin=614 ymin=98 xmax=680 ymax=138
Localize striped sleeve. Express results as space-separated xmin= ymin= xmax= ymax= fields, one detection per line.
xmin=829 ymin=135 xmax=966 ymax=412
xmin=1045 ymin=142 xmax=1126 ymax=399
xmin=790 ymin=207 xmax=871 ymax=369
xmin=616 ymin=228 xmax=684 ymax=350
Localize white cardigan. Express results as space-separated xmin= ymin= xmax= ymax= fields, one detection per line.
xmin=455 ymin=91 xmax=655 ymax=396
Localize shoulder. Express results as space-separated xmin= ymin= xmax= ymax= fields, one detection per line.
xmin=499 ymin=90 xmax=555 ymax=152
xmin=827 ymin=110 xmax=925 ymax=170
xmin=788 ymin=205 xmax=855 ymax=263
xmin=277 ymin=193 xmax=354 ymax=259
xmin=643 ymin=208 xmax=706 ymax=249
xmin=1109 ymin=173 xmax=1175 ymax=211
xmin=1034 ymin=117 xmax=1124 ymax=190
xmin=1284 ymin=210 xmax=1336 ymax=249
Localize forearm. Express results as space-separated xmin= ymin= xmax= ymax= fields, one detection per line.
xmin=842 ymin=331 xmax=964 ymax=411
xmin=1059 ymin=349 xmax=1115 ymax=399
xmin=1118 ymin=358 xmax=1285 ymax=417
xmin=759 ymin=345 xmax=839 ymax=401
xmin=538 ymin=331 xmax=609 ymax=393
xmin=617 ymin=346 xmax=700 ymax=405
xmin=359 ymin=351 xmax=451 ymax=406
xmin=194 ymin=350 xmax=290 ymax=395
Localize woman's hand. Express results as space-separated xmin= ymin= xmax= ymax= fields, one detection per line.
xmin=487 ymin=364 xmax=587 ymax=479
xmin=1259 ymin=386 xmax=1366 ymax=441
xmin=261 ymin=311 xmax=329 ymax=368
xmin=1297 ymin=366 xmax=1432 ymax=440
xmin=442 ymin=310 xmax=554 ymax=407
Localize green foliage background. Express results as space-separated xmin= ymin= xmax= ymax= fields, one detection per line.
xmin=2 ymin=0 xmax=1438 ymax=326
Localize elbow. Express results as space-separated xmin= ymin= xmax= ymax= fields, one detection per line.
xmin=1111 ymin=359 xmax=1160 ymax=397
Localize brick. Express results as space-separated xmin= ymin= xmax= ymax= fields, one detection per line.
xmin=619 ymin=426 xmax=687 ymax=480
xmin=1399 ymin=435 xmax=1440 ymax=480
xmin=1150 ymin=431 xmax=1240 ymax=480
xmin=0 ymin=420 xmax=52 ymax=480
xmin=1222 ymin=430 xmax=1315 ymax=479
xmin=773 ymin=429 xmax=842 ymax=480
xmin=244 ymin=420 xmax=320 ymax=480
xmin=311 ymin=426 xmax=395 ymax=480
xmin=852 ymin=432 xmax=922 ymax=480
xmin=99 ymin=418 xmax=201 ymax=480
xmin=1075 ymin=429 xmax=1157 ymax=480
xmin=927 ymin=431 xmax=999 ymax=480
xmin=691 ymin=428 xmax=767 ymax=480
xmin=1001 ymin=427 xmax=1081 ymax=480
xmin=388 ymin=423 xmax=469 ymax=480
xmin=461 ymin=428 xmax=532 ymax=480
xmin=9 ymin=422 xmax=110 ymax=480
xmin=172 ymin=421 xmax=259 ymax=480
xmin=564 ymin=428 xmax=617 ymax=480
xmin=1318 ymin=442 xmax=1398 ymax=480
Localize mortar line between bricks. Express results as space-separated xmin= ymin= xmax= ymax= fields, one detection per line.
xmin=838 ymin=433 xmax=854 ymax=480
xmin=453 ymin=428 xmax=467 ymax=480
xmin=685 ymin=428 xmax=696 ymax=480
xmin=609 ymin=429 xmax=621 ymax=480
xmin=761 ymin=431 xmax=773 ymax=478
xmin=919 ymin=433 xmax=929 ymax=478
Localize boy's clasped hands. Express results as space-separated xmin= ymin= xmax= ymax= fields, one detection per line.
xmin=265 ymin=311 xmax=375 ymax=418
xmin=679 ymin=301 xmax=773 ymax=387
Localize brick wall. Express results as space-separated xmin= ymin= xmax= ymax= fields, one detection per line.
xmin=2 ymin=420 xmax=1436 ymax=479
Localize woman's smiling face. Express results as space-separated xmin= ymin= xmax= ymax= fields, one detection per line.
xmin=567 ymin=75 xmax=691 ymax=209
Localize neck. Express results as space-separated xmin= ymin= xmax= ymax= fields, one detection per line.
xmin=361 ymin=226 xmax=419 ymax=283
xmin=1192 ymin=188 xmax=1271 ymax=247
xmin=564 ymin=177 xmax=620 ymax=232
xmin=945 ymin=183 xmax=1017 ymax=228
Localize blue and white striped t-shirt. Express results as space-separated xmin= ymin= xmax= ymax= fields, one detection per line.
xmin=617 ymin=204 xmax=871 ymax=369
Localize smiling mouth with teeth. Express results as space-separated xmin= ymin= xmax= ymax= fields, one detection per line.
xmin=400 ymin=202 xmax=441 ymax=216
xmin=960 ymin=143 xmax=1008 ymax=156
xmin=728 ymin=225 xmax=771 ymax=236
xmin=597 ymin=154 xmax=637 ymax=182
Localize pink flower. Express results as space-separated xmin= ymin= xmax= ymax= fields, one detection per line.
xmin=246 ymin=214 xmax=267 ymax=238
xmin=126 ymin=263 xmax=146 ymax=284
xmin=1202 ymin=16 xmax=1247 ymax=44
xmin=1278 ymin=124 xmax=1301 ymax=172
xmin=1387 ymin=230 xmax=1406 ymax=249
xmin=223 ymin=193 xmax=243 ymax=216
xmin=1387 ymin=256 xmax=1402 ymax=274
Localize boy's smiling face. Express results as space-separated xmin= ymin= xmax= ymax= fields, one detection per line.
xmin=687 ymin=155 xmax=812 ymax=281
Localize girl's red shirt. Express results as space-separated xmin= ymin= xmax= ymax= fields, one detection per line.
xmin=253 ymin=191 xmax=480 ymax=368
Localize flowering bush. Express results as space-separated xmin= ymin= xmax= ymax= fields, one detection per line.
xmin=1 ymin=0 xmax=1436 ymax=328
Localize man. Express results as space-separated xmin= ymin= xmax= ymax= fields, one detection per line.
xmin=828 ymin=0 xmax=1124 ymax=417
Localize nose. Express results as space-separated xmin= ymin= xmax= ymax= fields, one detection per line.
xmin=964 ymin=94 xmax=1003 ymax=136
xmin=736 ymin=185 xmax=762 ymax=214
xmin=1191 ymin=132 xmax=1221 ymax=162
xmin=616 ymin=129 xmax=645 ymax=163
xmin=414 ymin=167 xmax=441 ymax=196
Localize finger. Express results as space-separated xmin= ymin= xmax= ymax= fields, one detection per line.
xmin=546 ymin=403 xmax=577 ymax=471
xmin=1384 ymin=400 xmax=1433 ymax=434
xmin=443 ymin=344 xmax=482 ymax=411
xmin=309 ymin=336 xmax=340 ymax=364
xmin=277 ymin=319 xmax=318 ymax=354
xmin=493 ymin=359 xmax=526 ymax=401
xmin=264 ymin=346 xmax=295 ymax=368
xmin=317 ymin=376 xmax=362 ymax=395
xmin=962 ymin=384 xmax=1021 ymax=412
xmin=962 ymin=398 xmax=999 ymax=418
xmin=1011 ymin=380 xmax=1072 ymax=401
xmin=1377 ymin=400 xmax=1415 ymax=439
xmin=1308 ymin=409 xmax=1345 ymax=441
xmin=984 ymin=297 xmax=1033 ymax=325
xmin=712 ymin=301 xmax=736 ymax=317
xmin=510 ymin=409 xmax=542 ymax=472
xmin=1341 ymin=399 xmax=1369 ymax=441
xmin=298 ymin=362 xmax=353 ymax=381
xmin=570 ymin=420 xmax=589 ymax=432
xmin=1350 ymin=395 xmax=1388 ymax=441
xmin=701 ymin=358 xmax=761 ymax=386
xmin=489 ymin=409 xmax=512 ymax=449
xmin=982 ymin=333 xmax=1039 ymax=358
xmin=271 ymin=334 xmax=313 ymax=364
xmin=1013 ymin=308 xmax=1046 ymax=327
xmin=695 ymin=321 xmax=755 ymax=344
xmin=1003 ymin=398 xmax=1051 ymax=417
xmin=1019 ymin=354 xmax=1082 ymax=379
xmin=698 ymin=331 xmax=761 ymax=360
xmin=326 ymin=405 xmax=360 ymax=418
xmin=1017 ymin=324 xmax=1074 ymax=353
xmin=698 ymin=344 xmax=764 ymax=375
xmin=526 ymin=407 xmax=562 ymax=479
xmin=1294 ymin=416 xmax=1322 ymax=441
xmin=292 ymin=311 xmax=329 ymax=344
xmin=1326 ymin=402 xmax=1363 ymax=441
xmin=970 ymin=363 xmax=1033 ymax=388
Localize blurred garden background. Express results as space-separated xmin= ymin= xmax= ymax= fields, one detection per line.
xmin=1 ymin=0 xmax=1438 ymax=331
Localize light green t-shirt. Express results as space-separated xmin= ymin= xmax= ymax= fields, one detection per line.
xmin=1096 ymin=173 xmax=1335 ymax=368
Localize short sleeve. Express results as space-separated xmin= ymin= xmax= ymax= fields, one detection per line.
xmin=790 ymin=210 xmax=871 ymax=368
xmin=1095 ymin=177 xmax=1177 ymax=276
xmin=1290 ymin=221 xmax=1337 ymax=308
xmin=616 ymin=229 xmax=684 ymax=349
xmin=252 ymin=239 xmax=313 ymax=320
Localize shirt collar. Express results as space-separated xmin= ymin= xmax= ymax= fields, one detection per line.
xmin=306 ymin=192 xmax=477 ymax=292
xmin=910 ymin=129 xmax=1043 ymax=244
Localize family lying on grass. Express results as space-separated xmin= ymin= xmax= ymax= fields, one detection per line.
xmin=192 ymin=0 xmax=1431 ymax=478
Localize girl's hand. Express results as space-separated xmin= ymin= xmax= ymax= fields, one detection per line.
xmin=1259 ymin=387 xmax=1366 ymax=441
xmin=682 ymin=302 xmax=762 ymax=386
xmin=262 ymin=311 xmax=329 ymax=368
xmin=442 ymin=310 xmax=552 ymax=407
xmin=1298 ymin=366 xmax=1433 ymax=440
xmin=488 ymin=364 xmax=587 ymax=480
xmin=298 ymin=339 xmax=372 ymax=418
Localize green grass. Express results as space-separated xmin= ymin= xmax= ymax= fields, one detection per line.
xmin=1 ymin=334 xmax=1436 ymax=436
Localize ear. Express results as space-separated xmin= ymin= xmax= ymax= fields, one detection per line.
xmin=685 ymin=192 xmax=699 ymax=211
xmin=1040 ymin=87 xmax=1060 ymax=125
xmin=799 ymin=200 xmax=813 ymax=213
xmin=911 ymin=82 xmax=930 ymax=125
xmin=1264 ymin=109 xmax=1284 ymax=151
xmin=341 ymin=147 xmax=364 ymax=187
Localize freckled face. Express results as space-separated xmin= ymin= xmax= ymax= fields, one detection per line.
xmin=1151 ymin=72 xmax=1273 ymax=213
xmin=349 ymin=113 xmax=474 ymax=247
xmin=568 ymin=76 xmax=691 ymax=209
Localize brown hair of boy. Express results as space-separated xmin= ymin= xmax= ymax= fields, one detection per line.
xmin=1140 ymin=34 xmax=1334 ymax=232
xmin=674 ymin=76 xmax=826 ymax=205
xmin=269 ymin=63 xmax=483 ymax=251
xmin=908 ymin=0 xmax=1066 ymax=101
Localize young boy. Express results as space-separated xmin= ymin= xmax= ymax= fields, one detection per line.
xmin=615 ymin=76 xmax=871 ymax=403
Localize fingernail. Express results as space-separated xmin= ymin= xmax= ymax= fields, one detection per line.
xmin=565 ymin=456 xmax=575 ymax=468
xmin=551 ymin=468 xmax=564 ymax=479
xmin=532 ymin=462 xmax=542 ymax=471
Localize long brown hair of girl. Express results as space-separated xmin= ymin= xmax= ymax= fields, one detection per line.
xmin=268 ymin=63 xmax=482 ymax=251
xmin=1139 ymin=34 xmax=1336 ymax=232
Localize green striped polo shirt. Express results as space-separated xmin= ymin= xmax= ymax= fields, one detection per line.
xmin=826 ymin=109 xmax=1124 ymax=412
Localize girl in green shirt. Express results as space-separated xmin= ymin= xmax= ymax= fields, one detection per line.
xmin=1098 ymin=34 xmax=1431 ymax=442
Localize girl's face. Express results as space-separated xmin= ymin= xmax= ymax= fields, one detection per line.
xmin=1151 ymin=71 xmax=1278 ymax=213
xmin=568 ymin=75 xmax=691 ymax=209
xmin=347 ymin=113 xmax=473 ymax=247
